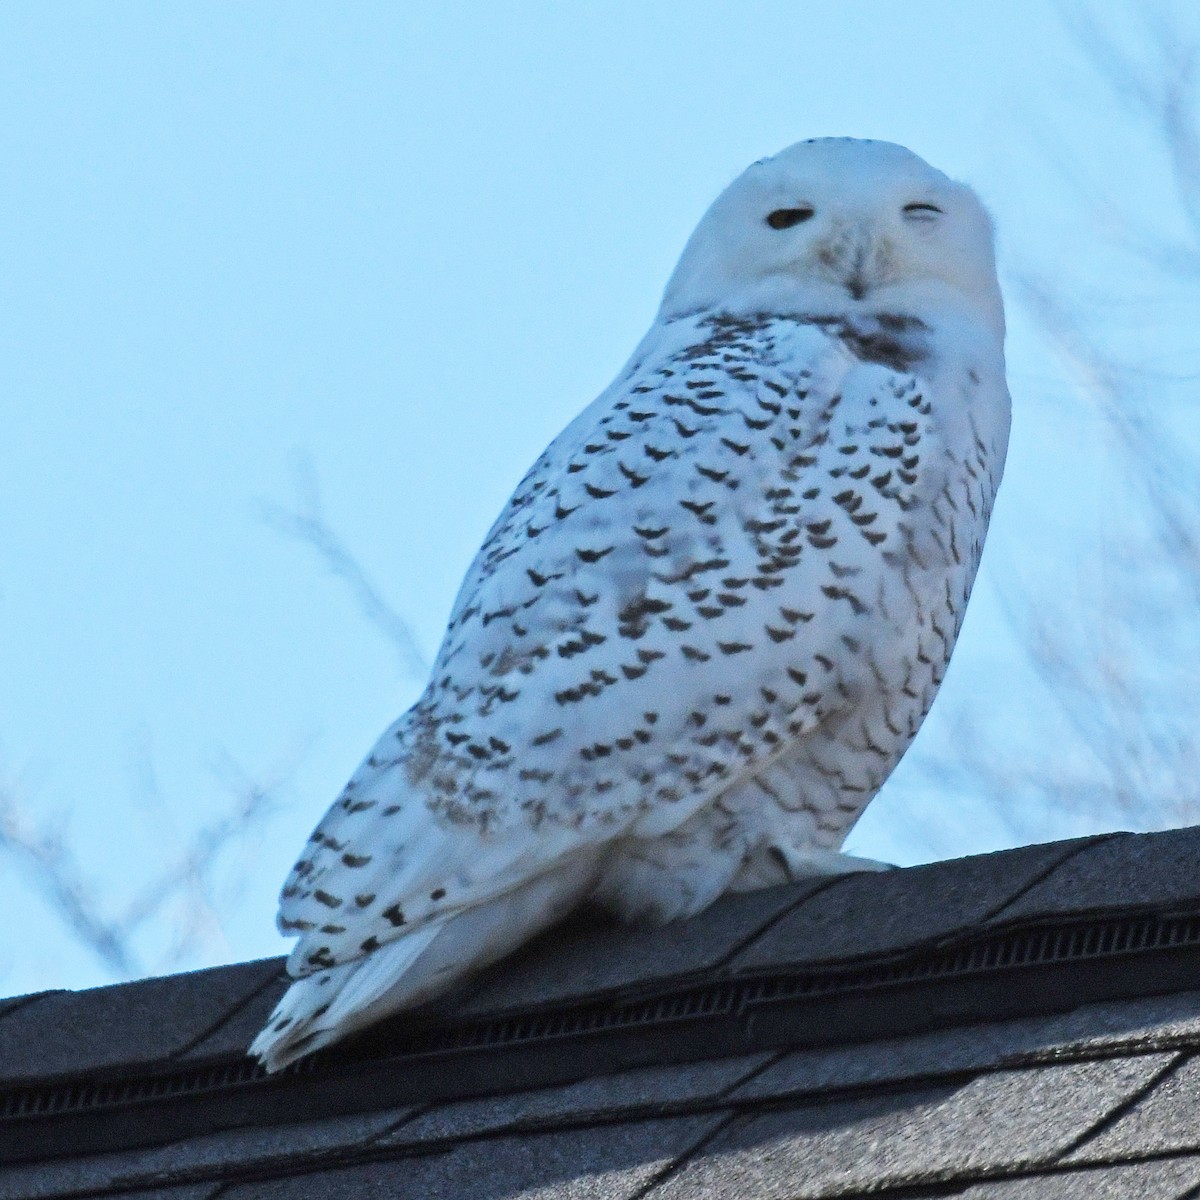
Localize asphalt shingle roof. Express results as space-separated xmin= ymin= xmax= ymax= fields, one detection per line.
xmin=9 ymin=828 xmax=1200 ymax=1197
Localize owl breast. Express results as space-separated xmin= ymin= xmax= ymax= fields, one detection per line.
xmin=574 ymin=311 xmax=1009 ymax=919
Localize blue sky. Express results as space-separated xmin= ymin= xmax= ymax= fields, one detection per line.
xmin=2 ymin=2 xmax=1196 ymax=996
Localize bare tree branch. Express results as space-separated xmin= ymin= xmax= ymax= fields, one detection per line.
xmin=911 ymin=4 xmax=1200 ymax=843
xmin=1059 ymin=3 xmax=1200 ymax=271
xmin=1015 ymin=274 xmax=1200 ymax=611
xmin=262 ymin=459 xmax=430 ymax=682
xmin=0 ymin=749 xmax=290 ymax=981
xmin=0 ymin=780 xmax=139 ymax=977
xmin=117 ymin=763 xmax=269 ymax=931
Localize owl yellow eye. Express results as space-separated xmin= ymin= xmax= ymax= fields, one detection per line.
xmin=766 ymin=207 xmax=814 ymax=230
xmin=903 ymin=202 xmax=942 ymax=218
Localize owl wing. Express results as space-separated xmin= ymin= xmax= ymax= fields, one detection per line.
xmin=276 ymin=313 xmax=935 ymax=976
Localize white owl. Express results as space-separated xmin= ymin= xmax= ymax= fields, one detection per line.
xmin=251 ymin=138 xmax=1009 ymax=1071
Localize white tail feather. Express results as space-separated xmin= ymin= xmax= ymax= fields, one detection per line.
xmin=251 ymin=851 xmax=601 ymax=1072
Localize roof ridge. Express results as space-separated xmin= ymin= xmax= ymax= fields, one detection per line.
xmin=9 ymin=900 xmax=1200 ymax=1166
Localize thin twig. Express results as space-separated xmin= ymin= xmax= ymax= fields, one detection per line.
xmin=0 ymin=783 xmax=139 ymax=977
xmin=912 ymin=5 xmax=1200 ymax=840
xmin=262 ymin=459 xmax=430 ymax=682
xmin=0 ymin=749 xmax=291 ymax=981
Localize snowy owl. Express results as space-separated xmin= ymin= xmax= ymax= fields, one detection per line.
xmin=252 ymin=138 xmax=1009 ymax=1071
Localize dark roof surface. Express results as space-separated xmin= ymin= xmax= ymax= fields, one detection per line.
xmin=8 ymin=827 xmax=1200 ymax=1197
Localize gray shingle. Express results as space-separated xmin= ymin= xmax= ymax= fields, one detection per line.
xmin=730 ymin=1021 xmax=1051 ymax=1104
xmin=0 ymin=990 xmax=59 ymax=1021
xmin=643 ymin=1054 xmax=1175 ymax=1199
xmin=730 ymin=992 xmax=1200 ymax=1103
xmin=381 ymin=1054 xmax=768 ymax=1147
xmin=175 ymin=963 xmax=287 ymax=1063
xmin=995 ymin=990 xmax=1200 ymax=1062
xmin=729 ymin=837 xmax=1104 ymax=972
xmin=0 ymin=958 xmax=282 ymax=1086
xmin=1064 ymin=1052 xmax=1200 ymax=1163
xmin=219 ymin=1114 xmax=726 ymax=1200
xmin=0 ymin=1108 xmax=415 ymax=1200
xmin=947 ymin=1158 xmax=1200 ymax=1198
xmin=75 ymin=1188 xmax=223 ymax=1200
xmin=990 ymin=826 xmax=1200 ymax=924
xmin=448 ymin=880 xmax=836 ymax=1018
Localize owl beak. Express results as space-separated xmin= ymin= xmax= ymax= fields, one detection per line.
xmin=816 ymin=226 xmax=876 ymax=299
xmin=843 ymin=241 xmax=872 ymax=300
xmin=845 ymin=267 xmax=869 ymax=300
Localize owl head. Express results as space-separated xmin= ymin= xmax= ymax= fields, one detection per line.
xmin=659 ymin=138 xmax=1005 ymax=345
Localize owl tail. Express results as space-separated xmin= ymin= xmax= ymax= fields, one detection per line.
xmin=250 ymin=853 xmax=600 ymax=1073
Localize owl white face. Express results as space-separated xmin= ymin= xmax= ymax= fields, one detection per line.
xmin=661 ymin=138 xmax=1004 ymax=343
